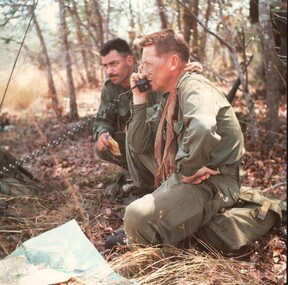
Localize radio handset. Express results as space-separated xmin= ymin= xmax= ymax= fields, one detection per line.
xmin=135 ymin=78 xmax=151 ymax=92
xmin=117 ymin=78 xmax=152 ymax=100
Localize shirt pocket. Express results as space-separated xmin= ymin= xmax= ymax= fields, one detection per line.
xmin=175 ymin=148 xmax=189 ymax=161
xmin=173 ymin=120 xmax=184 ymax=135
xmin=173 ymin=120 xmax=189 ymax=161
xmin=118 ymin=105 xmax=130 ymax=117
xmin=118 ymin=98 xmax=131 ymax=117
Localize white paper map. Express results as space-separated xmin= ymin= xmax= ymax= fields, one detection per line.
xmin=0 ymin=219 xmax=135 ymax=285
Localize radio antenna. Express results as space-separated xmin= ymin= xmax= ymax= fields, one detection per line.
xmin=0 ymin=0 xmax=39 ymax=110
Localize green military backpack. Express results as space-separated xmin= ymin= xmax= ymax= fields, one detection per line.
xmin=0 ymin=148 xmax=42 ymax=196
xmin=198 ymin=186 xmax=285 ymax=254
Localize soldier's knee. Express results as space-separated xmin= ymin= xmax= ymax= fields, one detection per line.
xmin=123 ymin=194 xmax=154 ymax=239
xmin=124 ymin=199 xmax=147 ymax=229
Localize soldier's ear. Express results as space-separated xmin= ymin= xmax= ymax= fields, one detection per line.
xmin=126 ymin=55 xmax=134 ymax=66
xmin=169 ymin=54 xmax=179 ymax=71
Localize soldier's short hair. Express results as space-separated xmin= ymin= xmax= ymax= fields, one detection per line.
xmin=100 ymin=38 xmax=131 ymax=57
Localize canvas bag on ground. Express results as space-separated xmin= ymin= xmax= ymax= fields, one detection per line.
xmin=0 ymin=148 xmax=42 ymax=196
xmin=197 ymin=186 xmax=284 ymax=253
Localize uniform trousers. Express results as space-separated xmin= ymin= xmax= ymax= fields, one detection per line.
xmin=124 ymin=146 xmax=240 ymax=246
xmin=124 ymin=149 xmax=280 ymax=252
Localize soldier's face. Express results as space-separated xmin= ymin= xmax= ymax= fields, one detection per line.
xmin=101 ymin=50 xmax=133 ymax=87
xmin=141 ymin=45 xmax=171 ymax=92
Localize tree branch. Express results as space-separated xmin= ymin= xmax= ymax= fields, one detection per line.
xmin=216 ymin=0 xmax=258 ymax=141
xmin=177 ymin=0 xmax=232 ymax=51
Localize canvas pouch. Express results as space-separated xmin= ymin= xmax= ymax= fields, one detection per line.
xmin=197 ymin=186 xmax=283 ymax=253
xmin=0 ymin=148 xmax=42 ymax=196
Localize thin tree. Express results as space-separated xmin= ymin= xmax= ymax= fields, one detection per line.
xmin=181 ymin=0 xmax=202 ymax=59
xmin=191 ymin=0 xmax=199 ymax=57
xmin=69 ymin=0 xmax=97 ymax=88
xmin=91 ymin=0 xmax=104 ymax=50
xmin=128 ymin=0 xmax=135 ymax=29
xmin=103 ymin=0 xmax=111 ymax=43
xmin=182 ymin=0 xmax=193 ymax=44
xmin=178 ymin=0 xmax=258 ymax=141
xmin=216 ymin=0 xmax=258 ymax=141
xmin=198 ymin=0 xmax=212 ymax=62
xmin=259 ymin=0 xmax=279 ymax=142
xmin=58 ymin=0 xmax=79 ymax=121
xmin=176 ymin=1 xmax=181 ymax=30
xmin=83 ymin=0 xmax=102 ymax=73
xmin=28 ymin=6 xmax=62 ymax=119
xmin=156 ymin=0 xmax=168 ymax=29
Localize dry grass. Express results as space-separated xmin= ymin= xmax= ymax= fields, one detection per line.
xmin=0 ymin=64 xmax=102 ymax=118
xmin=0 ymin=64 xmax=49 ymax=111
xmin=107 ymin=246 xmax=263 ymax=285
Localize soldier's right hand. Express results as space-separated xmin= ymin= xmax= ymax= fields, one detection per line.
xmin=130 ymin=70 xmax=149 ymax=105
xmin=96 ymin=132 xmax=111 ymax=152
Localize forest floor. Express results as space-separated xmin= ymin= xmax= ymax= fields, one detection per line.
xmin=0 ymin=85 xmax=286 ymax=284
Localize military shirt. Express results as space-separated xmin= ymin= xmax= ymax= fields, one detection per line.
xmin=93 ymin=78 xmax=160 ymax=141
xmin=127 ymin=72 xmax=245 ymax=176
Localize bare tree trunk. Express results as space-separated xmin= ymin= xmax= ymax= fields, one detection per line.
xmin=83 ymin=0 xmax=98 ymax=47
xmin=250 ymin=0 xmax=259 ymax=23
xmin=83 ymin=0 xmax=101 ymax=75
xmin=198 ymin=0 xmax=212 ymax=62
xmin=92 ymin=0 xmax=104 ymax=49
xmin=272 ymin=7 xmax=287 ymax=92
xmin=29 ymin=7 xmax=62 ymax=119
xmin=156 ymin=0 xmax=168 ymax=29
xmin=128 ymin=0 xmax=135 ymax=29
xmin=58 ymin=0 xmax=79 ymax=121
xmin=127 ymin=0 xmax=140 ymax=62
xmin=69 ymin=0 xmax=97 ymax=88
xmin=182 ymin=1 xmax=193 ymax=44
xmin=216 ymin=0 xmax=258 ymax=142
xmin=176 ymin=1 xmax=181 ymax=30
xmin=259 ymin=0 xmax=279 ymax=141
xmin=191 ymin=0 xmax=199 ymax=57
xmin=104 ymin=0 xmax=110 ymax=42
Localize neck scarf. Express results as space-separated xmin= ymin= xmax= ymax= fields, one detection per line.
xmin=154 ymin=91 xmax=178 ymax=187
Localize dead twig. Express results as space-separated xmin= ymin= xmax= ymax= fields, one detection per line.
xmin=262 ymin=182 xmax=287 ymax=193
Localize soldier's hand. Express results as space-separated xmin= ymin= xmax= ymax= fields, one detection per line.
xmin=130 ymin=69 xmax=149 ymax=105
xmin=184 ymin=61 xmax=203 ymax=73
xmin=96 ymin=132 xmax=111 ymax=152
xmin=182 ymin=166 xmax=219 ymax=185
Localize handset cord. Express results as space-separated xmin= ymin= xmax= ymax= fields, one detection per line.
xmin=0 ymin=85 xmax=138 ymax=176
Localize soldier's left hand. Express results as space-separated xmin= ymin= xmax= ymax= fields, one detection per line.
xmin=182 ymin=166 xmax=219 ymax=185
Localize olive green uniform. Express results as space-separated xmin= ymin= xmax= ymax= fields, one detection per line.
xmin=124 ymin=72 xmax=245 ymax=244
xmin=93 ymin=78 xmax=160 ymax=170
xmin=0 ymin=148 xmax=42 ymax=196
xmin=124 ymin=73 xmax=280 ymax=252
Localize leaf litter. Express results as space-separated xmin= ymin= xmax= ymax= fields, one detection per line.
xmin=0 ymin=89 xmax=286 ymax=284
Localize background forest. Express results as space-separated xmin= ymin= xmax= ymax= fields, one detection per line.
xmin=0 ymin=0 xmax=286 ymax=133
xmin=0 ymin=0 xmax=287 ymax=284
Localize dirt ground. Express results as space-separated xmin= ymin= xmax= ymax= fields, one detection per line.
xmin=0 ymin=87 xmax=287 ymax=284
